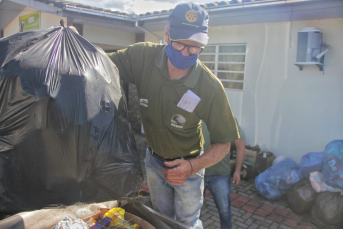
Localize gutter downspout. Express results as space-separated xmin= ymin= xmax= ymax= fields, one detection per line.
xmin=135 ymin=21 xmax=163 ymax=44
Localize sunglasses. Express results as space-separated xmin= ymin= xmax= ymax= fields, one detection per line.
xmin=169 ymin=38 xmax=204 ymax=55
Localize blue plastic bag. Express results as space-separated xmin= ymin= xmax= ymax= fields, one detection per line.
xmin=255 ymin=158 xmax=303 ymax=200
xmin=322 ymin=140 xmax=343 ymax=190
xmin=255 ymin=168 xmax=284 ymax=200
xmin=300 ymin=152 xmax=324 ymax=177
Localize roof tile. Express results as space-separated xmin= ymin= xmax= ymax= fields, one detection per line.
xmin=33 ymin=0 xmax=286 ymax=18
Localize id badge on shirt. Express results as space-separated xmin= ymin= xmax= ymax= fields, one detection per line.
xmin=177 ymin=90 xmax=201 ymax=113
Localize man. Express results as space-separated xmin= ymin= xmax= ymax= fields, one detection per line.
xmin=108 ymin=3 xmax=239 ymax=228
xmin=203 ymin=121 xmax=245 ymax=229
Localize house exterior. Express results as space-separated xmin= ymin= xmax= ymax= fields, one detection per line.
xmin=1 ymin=0 xmax=342 ymax=162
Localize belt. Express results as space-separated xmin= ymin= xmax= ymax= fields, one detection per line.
xmin=148 ymin=147 xmax=199 ymax=162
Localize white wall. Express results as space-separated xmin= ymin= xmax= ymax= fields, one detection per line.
xmin=145 ymin=30 xmax=165 ymax=44
xmin=83 ymin=24 xmax=135 ymax=48
xmin=210 ymin=18 xmax=343 ymax=162
xmin=4 ymin=7 xmax=67 ymax=37
xmin=3 ymin=7 xmax=135 ymax=49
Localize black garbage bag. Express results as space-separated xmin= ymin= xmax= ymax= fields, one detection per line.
xmin=310 ymin=192 xmax=343 ymax=229
xmin=0 ymin=26 xmax=143 ymax=214
xmin=287 ymin=179 xmax=317 ymax=214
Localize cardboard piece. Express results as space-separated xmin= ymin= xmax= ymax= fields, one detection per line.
xmin=244 ymin=149 xmax=258 ymax=164
xmin=83 ymin=208 xmax=155 ymax=229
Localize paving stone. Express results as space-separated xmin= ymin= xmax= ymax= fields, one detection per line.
xmin=279 ymin=224 xmax=294 ymax=229
xmin=235 ymin=221 xmax=249 ymax=228
xmin=255 ymin=208 xmax=272 ymax=218
xmin=236 ymin=217 xmax=246 ymax=223
xmin=242 ymin=205 xmax=256 ymax=213
xmin=269 ymin=222 xmax=280 ymax=229
xmin=213 ymin=221 xmax=220 ymax=228
xmin=233 ymin=222 xmax=240 ymax=228
xmin=204 ymin=189 xmax=212 ymax=197
xmin=258 ymin=226 xmax=268 ymax=229
xmin=260 ymin=204 xmax=276 ymax=211
xmin=231 ymin=192 xmax=240 ymax=200
xmin=209 ymin=206 xmax=218 ymax=212
xmin=255 ymin=220 xmax=267 ymax=226
xmin=282 ymin=218 xmax=299 ymax=227
xmin=211 ymin=215 xmax=220 ymax=223
xmin=252 ymin=215 xmax=266 ymax=221
xmin=247 ymin=200 xmax=262 ymax=207
xmin=237 ymin=192 xmax=249 ymax=197
xmin=267 ymin=213 xmax=283 ymax=222
xmin=232 ymin=206 xmax=240 ymax=212
xmin=203 ymin=219 xmax=214 ymax=227
xmin=244 ymin=218 xmax=254 ymax=226
xmin=207 ymin=201 xmax=216 ymax=207
xmin=233 ymin=198 xmax=250 ymax=208
xmin=288 ymin=212 xmax=302 ymax=221
xmin=275 ymin=208 xmax=290 ymax=217
xmin=232 ymin=210 xmax=243 ymax=217
xmin=201 ymin=212 xmax=211 ymax=221
xmin=264 ymin=219 xmax=273 ymax=225
xmin=262 ymin=219 xmax=272 ymax=227
xmin=242 ymin=212 xmax=252 ymax=219
xmin=248 ymin=223 xmax=259 ymax=229
xmin=206 ymin=225 xmax=217 ymax=229
xmin=198 ymin=179 xmax=321 ymax=229
xmin=200 ymin=208 xmax=209 ymax=215
xmin=297 ymin=223 xmax=319 ymax=229
xmin=237 ymin=195 xmax=251 ymax=202
xmin=248 ymin=193 xmax=259 ymax=199
xmin=232 ymin=215 xmax=239 ymax=221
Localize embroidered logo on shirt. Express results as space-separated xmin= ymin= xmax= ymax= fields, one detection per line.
xmin=140 ymin=98 xmax=148 ymax=107
xmin=171 ymin=114 xmax=186 ymax=128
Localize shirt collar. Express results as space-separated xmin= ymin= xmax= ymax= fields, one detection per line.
xmin=155 ymin=45 xmax=201 ymax=88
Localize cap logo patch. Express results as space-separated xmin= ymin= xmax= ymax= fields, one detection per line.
xmin=185 ymin=10 xmax=197 ymax=23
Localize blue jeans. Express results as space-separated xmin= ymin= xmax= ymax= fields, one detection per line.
xmin=204 ymin=175 xmax=232 ymax=229
xmin=144 ymin=148 xmax=204 ymax=229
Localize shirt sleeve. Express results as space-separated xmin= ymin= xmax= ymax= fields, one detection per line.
xmin=107 ymin=43 xmax=146 ymax=85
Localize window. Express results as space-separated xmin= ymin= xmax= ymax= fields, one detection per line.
xmin=199 ymin=44 xmax=246 ymax=90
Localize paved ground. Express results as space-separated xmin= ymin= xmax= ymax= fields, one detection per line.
xmin=134 ymin=134 xmax=320 ymax=229
xmin=201 ymin=180 xmax=319 ymax=229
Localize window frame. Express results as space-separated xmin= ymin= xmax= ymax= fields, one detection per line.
xmin=200 ymin=44 xmax=247 ymax=90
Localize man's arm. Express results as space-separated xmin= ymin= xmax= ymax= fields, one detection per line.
xmin=162 ymin=142 xmax=230 ymax=185
xmin=232 ymin=137 xmax=245 ymax=186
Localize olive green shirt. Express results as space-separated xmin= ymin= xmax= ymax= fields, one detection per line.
xmin=204 ymin=120 xmax=242 ymax=176
xmin=108 ymin=42 xmax=239 ymax=158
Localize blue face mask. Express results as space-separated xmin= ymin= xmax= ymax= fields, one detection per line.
xmin=165 ymin=41 xmax=198 ymax=70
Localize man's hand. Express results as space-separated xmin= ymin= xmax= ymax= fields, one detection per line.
xmin=232 ymin=171 xmax=241 ymax=186
xmin=161 ymin=159 xmax=192 ymax=185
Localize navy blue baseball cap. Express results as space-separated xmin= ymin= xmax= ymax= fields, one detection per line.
xmin=169 ymin=2 xmax=209 ymax=45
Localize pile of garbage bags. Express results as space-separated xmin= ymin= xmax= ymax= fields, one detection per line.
xmin=0 ymin=26 xmax=143 ymax=214
xmin=255 ymin=140 xmax=343 ymax=229
xmin=255 ymin=158 xmax=304 ymax=200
